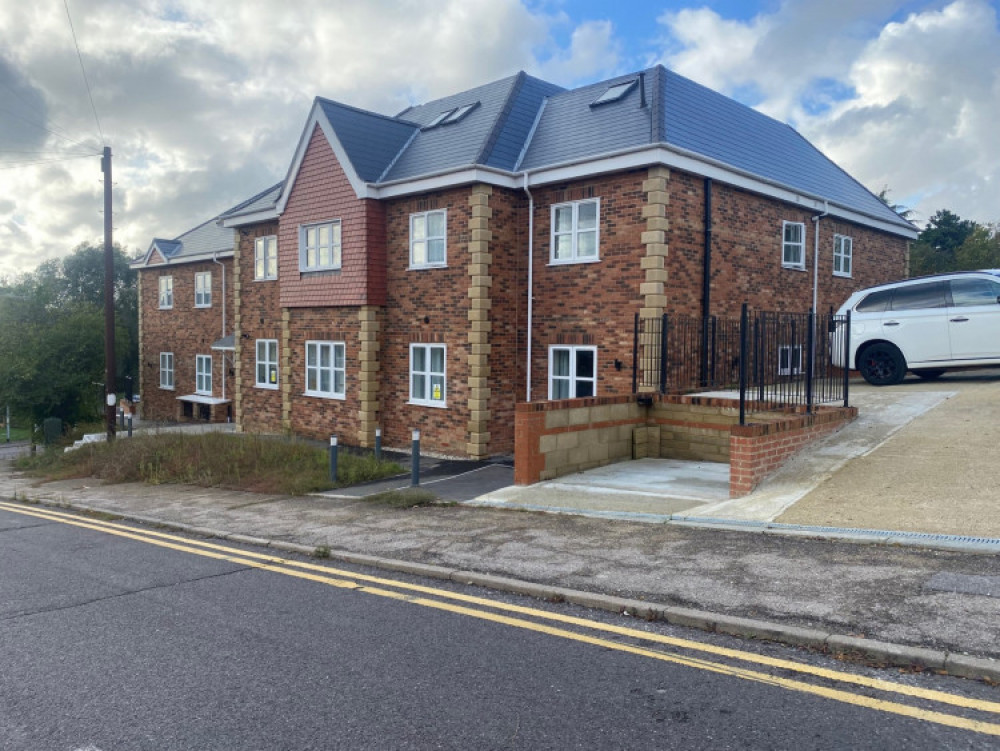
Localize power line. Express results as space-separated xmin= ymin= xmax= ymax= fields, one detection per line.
xmin=0 ymin=105 xmax=98 ymax=151
xmin=0 ymin=153 xmax=100 ymax=170
xmin=0 ymin=78 xmax=91 ymax=150
xmin=63 ymin=0 xmax=105 ymax=146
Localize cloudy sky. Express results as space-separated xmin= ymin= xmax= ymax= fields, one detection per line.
xmin=1 ymin=0 xmax=998 ymax=275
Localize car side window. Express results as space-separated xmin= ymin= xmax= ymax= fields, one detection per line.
xmin=855 ymin=289 xmax=892 ymax=313
xmin=889 ymin=281 xmax=946 ymax=311
xmin=949 ymin=278 xmax=1000 ymax=307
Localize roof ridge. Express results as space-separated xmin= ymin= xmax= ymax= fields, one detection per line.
xmin=220 ymin=180 xmax=284 ymax=217
xmin=475 ymin=71 xmax=528 ymax=165
xmin=316 ymin=96 xmax=420 ymax=128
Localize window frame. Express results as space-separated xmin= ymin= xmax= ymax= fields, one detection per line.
xmin=778 ymin=345 xmax=803 ymax=376
xmin=409 ymin=343 xmax=447 ymax=407
xmin=194 ymin=271 xmax=212 ymax=308
xmin=833 ymin=234 xmax=853 ymax=278
xmin=782 ymin=221 xmax=806 ymax=270
xmin=548 ymin=345 xmax=597 ymax=400
xmin=409 ymin=209 xmax=448 ymax=269
xmin=550 ymin=198 xmax=601 ymax=265
xmin=255 ymin=339 xmax=279 ymax=389
xmin=159 ymin=352 xmax=174 ymax=390
xmin=304 ymin=341 xmax=346 ymax=400
xmin=158 ymin=276 xmax=173 ymax=309
xmin=195 ymin=354 xmax=212 ymax=395
xmin=298 ymin=220 xmax=342 ymax=272
xmin=254 ymin=235 xmax=278 ymax=280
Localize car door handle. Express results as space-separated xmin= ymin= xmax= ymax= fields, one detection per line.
xmin=950 ymin=317 xmax=969 ymax=323
xmin=884 ymin=321 xmax=900 ymax=326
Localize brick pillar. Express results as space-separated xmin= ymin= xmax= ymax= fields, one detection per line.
xmin=466 ymin=184 xmax=493 ymax=458
xmin=231 ymin=232 xmax=244 ymax=432
xmin=357 ymin=305 xmax=381 ymax=447
xmin=280 ymin=308 xmax=291 ymax=432
xmin=639 ymin=166 xmax=671 ymax=392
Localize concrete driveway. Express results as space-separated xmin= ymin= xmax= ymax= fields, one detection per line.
xmin=476 ymin=369 xmax=1000 ymax=538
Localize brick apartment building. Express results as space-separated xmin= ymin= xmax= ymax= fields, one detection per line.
xmin=133 ymin=65 xmax=917 ymax=458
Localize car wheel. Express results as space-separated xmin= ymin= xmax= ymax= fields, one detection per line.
xmin=858 ymin=343 xmax=906 ymax=386
xmin=913 ymin=368 xmax=946 ymax=380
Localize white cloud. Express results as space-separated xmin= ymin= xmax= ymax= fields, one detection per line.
xmin=657 ymin=0 xmax=1000 ymax=227
xmin=0 ymin=0 xmax=600 ymax=275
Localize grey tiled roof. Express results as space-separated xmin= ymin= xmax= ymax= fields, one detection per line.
xmin=220 ymin=181 xmax=284 ymax=218
xmin=302 ymin=66 xmax=914 ymax=232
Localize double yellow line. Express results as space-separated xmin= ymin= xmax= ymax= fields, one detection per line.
xmin=3 ymin=499 xmax=999 ymax=736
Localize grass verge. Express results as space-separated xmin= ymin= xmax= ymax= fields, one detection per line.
xmin=13 ymin=432 xmax=403 ymax=496
xmin=361 ymin=488 xmax=444 ymax=508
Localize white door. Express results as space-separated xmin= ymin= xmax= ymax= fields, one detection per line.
xmin=879 ymin=280 xmax=950 ymax=365
xmin=946 ymin=277 xmax=1000 ymax=360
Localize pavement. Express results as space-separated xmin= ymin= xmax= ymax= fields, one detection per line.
xmin=4 ymin=369 xmax=1000 ymax=682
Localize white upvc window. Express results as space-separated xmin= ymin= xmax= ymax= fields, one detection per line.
xmin=551 ymin=198 xmax=600 ymax=264
xmin=299 ymin=220 xmax=342 ymax=271
xmin=195 ymin=354 xmax=212 ymax=395
xmin=158 ymin=276 xmax=173 ymax=309
xmin=194 ymin=271 xmax=212 ymax=308
xmin=548 ymin=346 xmax=596 ymax=400
xmin=409 ymin=343 xmax=446 ymax=407
xmin=255 ymin=235 xmax=278 ymax=280
xmin=159 ymin=352 xmax=174 ymax=389
xmin=305 ymin=341 xmax=345 ymax=399
xmin=778 ymin=345 xmax=803 ymax=376
xmin=782 ymin=221 xmax=806 ymax=270
xmin=833 ymin=234 xmax=853 ymax=277
xmin=255 ymin=339 xmax=279 ymax=389
xmin=409 ymin=210 xmax=447 ymax=268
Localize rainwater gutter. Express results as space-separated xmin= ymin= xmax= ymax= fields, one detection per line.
xmin=811 ymin=200 xmax=829 ymax=314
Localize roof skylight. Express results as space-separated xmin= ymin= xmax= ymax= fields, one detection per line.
xmin=591 ymin=80 xmax=637 ymax=106
xmin=423 ymin=101 xmax=480 ymax=130
xmin=425 ymin=110 xmax=453 ymax=128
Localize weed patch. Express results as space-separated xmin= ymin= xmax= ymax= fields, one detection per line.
xmin=362 ymin=488 xmax=443 ymax=508
xmin=14 ymin=433 xmax=402 ymax=496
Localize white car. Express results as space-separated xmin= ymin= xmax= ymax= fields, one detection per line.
xmin=834 ymin=270 xmax=1000 ymax=385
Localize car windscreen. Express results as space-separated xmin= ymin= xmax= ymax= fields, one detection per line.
xmin=949 ymin=278 xmax=1000 ymax=307
xmin=889 ymin=281 xmax=947 ymax=310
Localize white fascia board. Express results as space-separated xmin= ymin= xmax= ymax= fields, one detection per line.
xmin=275 ymin=103 xmax=370 ymax=214
xmin=220 ymin=208 xmax=279 ymax=228
xmin=524 ymin=145 xmax=919 ymax=239
xmin=137 ymin=250 xmax=235 ymax=268
xmin=369 ymin=166 xmax=519 ymax=199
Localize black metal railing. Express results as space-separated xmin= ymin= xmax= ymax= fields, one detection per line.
xmin=632 ymin=307 xmax=851 ymax=423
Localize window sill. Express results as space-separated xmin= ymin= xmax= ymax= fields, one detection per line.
xmin=407 ymin=263 xmax=448 ymax=271
xmin=159 ymin=386 xmax=175 ymax=391
xmin=303 ymin=391 xmax=346 ymax=400
xmin=158 ymin=306 xmax=173 ymax=310
xmin=299 ymin=266 xmax=342 ymax=275
xmin=408 ymin=399 xmax=447 ymax=409
xmin=833 ymin=271 xmax=853 ymax=279
xmin=781 ymin=264 xmax=806 ymax=271
xmin=194 ymin=304 xmax=212 ymax=309
xmin=255 ymin=384 xmax=279 ymax=391
xmin=252 ymin=277 xmax=278 ymax=282
xmin=548 ymin=257 xmax=601 ymax=267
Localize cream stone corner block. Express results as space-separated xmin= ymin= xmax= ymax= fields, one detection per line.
xmin=468 ymin=309 xmax=489 ymax=322
xmin=641 ymin=230 xmax=665 ymax=245
xmin=471 ymin=229 xmax=493 ymax=243
xmin=645 ymin=268 xmax=669 ymax=282
xmin=470 ymin=343 xmax=491 ymax=355
xmin=646 ymin=190 xmax=670 ymax=205
xmin=646 ymin=217 xmax=670 ymax=232
xmin=469 ymin=386 xmax=491 ymax=399
xmin=469 ymin=362 xmax=491 ymax=379
xmin=639 ymin=306 xmax=664 ymax=319
xmin=467 ymin=286 xmax=488 ymax=299
xmin=648 ymin=166 xmax=671 ymax=178
xmin=471 ymin=252 xmax=493 ymax=265
xmin=467 ymin=398 xmax=489 ymax=412
xmin=640 ymin=255 xmax=665 ymax=270
xmin=639 ymin=282 xmax=664 ymax=296
xmin=471 ymin=183 xmax=493 ymax=195
xmin=642 ymin=177 xmax=668 ymax=193
xmin=468 ymin=263 xmax=489 ymax=277
xmin=644 ymin=294 xmax=668 ymax=308
xmin=468 ymin=330 xmax=489 ymax=345
xmin=641 ymin=203 xmax=667 ymax=218
xmin=471 ymin=205 xmax=493 ymax=219
xmin=470 ymin=275 xmax=493 ymax=287
xmin=644 ymin=242 xmax=669 ymax=257
xmin=470 ymin=319 xmax=492 ymax=333
xmin=469 ymin=216 xmax=489 ymax=231
xmin=470 ymin=298 xmax=492 ymax=311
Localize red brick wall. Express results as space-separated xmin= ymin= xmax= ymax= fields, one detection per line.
xmin=278 ymin=125 xmax=386 ymax=308
xmin=139 ymin=259 xmax=234 ymax=421
xmin=527 ymin=170 xmax=647 ymax=402
xmin=666 ymin=171 xmax=908 ymax=318
xmin=286 ymin=307 xmax=362 ymax=441
xmin=235 ymin=221 xmax=283 ymax=433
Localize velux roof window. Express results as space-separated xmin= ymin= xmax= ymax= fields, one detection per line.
xmin=591 ymin=79 xmax=637 ymax=106
xmin=423 ymin=101 xmax=479 ymax=129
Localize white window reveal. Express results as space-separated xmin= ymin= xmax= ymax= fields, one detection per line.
xmin=158 ymin=276 xmax=173 ymax=309
xmin=833 ymin=234 xmax=853 ymax=277
xmin=410 ymin=344 xmax=446 ymax=407
xmin=551 ymin=199 xmax=599 ymax=264
xmin=549 ymin=346 xmax=596 ymax=400
xmin=195 ymin=355 xmax=212 ymax=395
xmin=194 ymin=271 xmax=212 ymax=308
xmin=410 ymin=210 xmax=447 ymax=268
xmin=255 ymin=339 xmax=279 ymax=388
xmin=778 ymin=345 xmax=803 ymax=376
xmin=782 ymin=221 xmax=805 ymax=270
xmin=159 ymin=352 xmax=174 ymax=389
xmin=300 ymin=220 xmax=342 ymax=271
xmin=305 ymin=341 xmax=345 ymax=399
xmin=255 ymin=235 xmax=277 ymax=280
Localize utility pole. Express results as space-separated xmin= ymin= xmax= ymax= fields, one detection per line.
xmin=102 ymin=146 xmax=116 ymax=442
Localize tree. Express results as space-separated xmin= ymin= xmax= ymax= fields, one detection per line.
xmin=875 ymin=186 xmax=916 ymax=221
xmin=0 ymin=245 xmax=138 ymax=426
xmin=908 ymin=209 xmax=982 ymax=277
xmin=955 ymin=224 xmax=1000 ymax=270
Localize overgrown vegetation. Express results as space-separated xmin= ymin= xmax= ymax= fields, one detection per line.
xmin=14 ymin=432 xmax=403 ymax=496
xmin=361 ymin=487 xmax=443 ymax=508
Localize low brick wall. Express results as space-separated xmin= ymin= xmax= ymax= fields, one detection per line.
xmin=514 ymin=394 xmax=856 ymax=496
